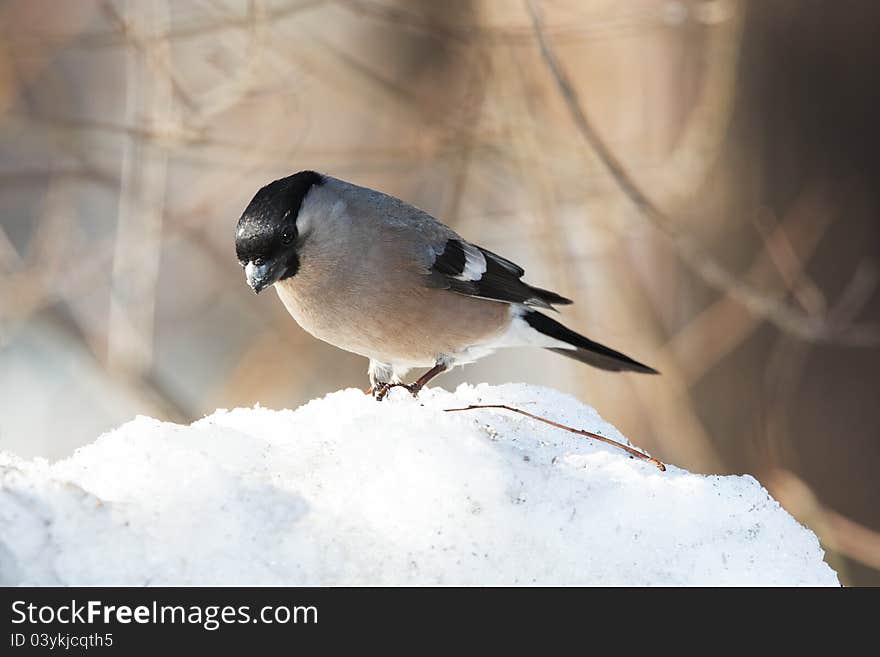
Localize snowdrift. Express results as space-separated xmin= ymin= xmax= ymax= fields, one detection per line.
xmin=0 ymin=384 xmax=838 ymax=585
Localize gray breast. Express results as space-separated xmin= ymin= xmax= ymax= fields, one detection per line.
xmin=272 ymin=180 xmax=512 ymax=367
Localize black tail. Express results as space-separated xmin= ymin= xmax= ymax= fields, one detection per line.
xmin=523 ymin=310 xmax=658 ymax=374
xmin=526 ymin=285 xmax=573 ymax=309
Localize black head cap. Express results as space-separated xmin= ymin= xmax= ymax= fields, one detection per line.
xmin=235 ymin=170 xmax=324 ymax=291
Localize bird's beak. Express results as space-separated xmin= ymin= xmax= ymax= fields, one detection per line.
xmin=245 ymin=260 xmax=273 ymax=294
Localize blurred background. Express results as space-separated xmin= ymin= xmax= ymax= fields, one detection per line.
xmin=1 ymin=0 xmax=878 ymax=584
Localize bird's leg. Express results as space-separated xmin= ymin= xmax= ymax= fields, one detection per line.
xmin=373 ymin=381 xmax=413 ymax=401
xmin=373 ymin=362 xmax=449 ymax=401
xmin=368 ymin=360 xmax=396 ymax=399
xmin=372 ymin=383 xmax=397 ymax=401
xmin=406 ymin=362 xmax=448 ymax=397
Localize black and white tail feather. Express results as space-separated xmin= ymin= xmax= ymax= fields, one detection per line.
xmin=428 ymin=237 xmax=657 ymax=375
xmin=521 ymin=310 xmax=657 ymax=374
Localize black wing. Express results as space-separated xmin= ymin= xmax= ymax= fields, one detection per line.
xmin=426 ymin=238 xmax=572 ymax=310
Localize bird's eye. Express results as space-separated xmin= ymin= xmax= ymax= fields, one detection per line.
xmin=281 ymin=229 xmax=295 ymax=245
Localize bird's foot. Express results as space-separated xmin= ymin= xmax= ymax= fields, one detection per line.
xmin=372 ymin=382 xmax=421 ymax=401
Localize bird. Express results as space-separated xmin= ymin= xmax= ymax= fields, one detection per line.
xmin=235 ymin=171 xmax=657 ymax=400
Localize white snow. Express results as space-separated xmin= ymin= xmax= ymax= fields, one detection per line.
xmin=0 ymin=384 xmax=838 ymax=586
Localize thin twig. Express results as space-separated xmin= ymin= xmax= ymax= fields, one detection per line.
xmin=107 ymin=0 xmax=172 ymax=376
xmin=525 ymin=0 xmax=880 ymax=347
xmin=444 ymin=404 xmax=666 ymax=471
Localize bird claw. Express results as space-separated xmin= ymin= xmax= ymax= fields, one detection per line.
xmin=372 ymin=382 xmax=421 ymax=401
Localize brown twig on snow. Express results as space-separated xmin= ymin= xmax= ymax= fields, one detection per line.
xmin=444 ymin=404 xmax=666 ymax=471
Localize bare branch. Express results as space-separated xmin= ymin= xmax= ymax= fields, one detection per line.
xmin=106 ymin=0 xmax=172 ymax=376
xmin=766 ymin=469 xmax=880 ymax=571
xmin=525 ymin=0 xmax=880 ymax=347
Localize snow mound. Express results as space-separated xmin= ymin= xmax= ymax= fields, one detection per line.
xmin=0 ymin=384 xmax=838 ymax=586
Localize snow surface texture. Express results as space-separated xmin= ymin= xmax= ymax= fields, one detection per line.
xmin=0 ymin=384 xmax=838 ymax=586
